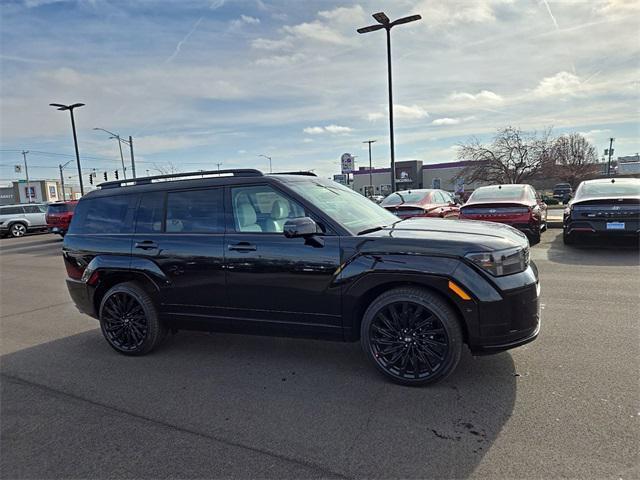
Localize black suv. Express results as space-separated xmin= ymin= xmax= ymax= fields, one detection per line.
xmin=63 ymin=170 xmax=540 ymax=385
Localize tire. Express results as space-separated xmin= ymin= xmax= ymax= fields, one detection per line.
xmin=563 ymin=230 xmax=576 ymax=245
xmin=528 ymin=228 xmax=541 ymax=246
xmin=361 ymin=287 xmax=463 ymax=386
xmin=9 ymin=222 xmax=27 ymax=238
xmin=99 ymin=281 xmax=166 ymax=356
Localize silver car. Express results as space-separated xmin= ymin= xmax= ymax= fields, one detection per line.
xmin=0 ymin=204 xmax=47 ymax=238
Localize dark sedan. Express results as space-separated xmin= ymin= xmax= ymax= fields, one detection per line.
xmin=459 ymin=184 xmax=547 ymax=245
xmin=563 ymin=177 xmax=640 ymax=245
xmin=380 ymin=189 xmax=460 ymax=219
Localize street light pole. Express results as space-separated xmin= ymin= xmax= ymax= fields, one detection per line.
xmin=358 ymin=12 xmax=421 ymax=193
xmin=606 ymin=137 xmax=615 ymax=177
xmin=50 ymin=103 xmax=85 ymax=195
xmin=363 ymin=140 xmax=376 ymax=195
xmin=258 ymin=154 xmax=272 ymax=173
xmin=93 ymin=128 xmax=128 ymax=180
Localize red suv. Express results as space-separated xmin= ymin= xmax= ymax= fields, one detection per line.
xmin=459 ymin=184 xmax=547 ymax=245
xmin=380 ymin=189 xmax=460 ymax=219
xmin=46 ymin=200 xmax=78 ymax=236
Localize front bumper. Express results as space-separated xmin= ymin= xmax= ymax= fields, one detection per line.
xmin=466 ymin=266 xmax=541 ymax=355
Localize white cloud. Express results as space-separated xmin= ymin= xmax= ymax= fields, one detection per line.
xmin=367 ymin=104 xmax=429 ymax=121
xmin=534 ymin=71 xmax=582 ymax=97
xmin=283 ymin=21 xmax=347 ymax=44
xmin=317 ymin=5 xmax=365 ymax=24
xmin=255 ymin=53 xmax=305 ymax=66
xmin=251 ymin=37 xmax=293 ymax=50
xmin=412 ymin=0 xmax=509 ymax=27
xmin=230 ymin=15 xmax=260 ymax=30
xmin=432 ymin=117 xmax=461 ymax=125
xmin=449 ymin=90 xmax=504 ymax=103
xmin=303 ymin=125 xmax=352 ymax=135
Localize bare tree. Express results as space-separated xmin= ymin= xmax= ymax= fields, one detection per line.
xmin=456 ymin=126 xmax=554 ymax=184
xmin=152 ymin=162 xmax=180 ymax=175
xmin=551 ymin=133 xmax=599 ymax=186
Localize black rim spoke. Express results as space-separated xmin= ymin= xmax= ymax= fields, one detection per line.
xmin=369 ymin=300 xmax=450 ymax=380
xmin=102 ymin=292 xmax=148 ymax=351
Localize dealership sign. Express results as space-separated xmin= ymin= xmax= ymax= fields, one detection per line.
xmin=341 ymin=153 xmax=354 ymax=174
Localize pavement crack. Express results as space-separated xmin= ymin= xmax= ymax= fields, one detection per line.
xmin=0 ymin=301 xmax=72 ymax=319
xmin=2 ymin=373 xmax=352 ymax=480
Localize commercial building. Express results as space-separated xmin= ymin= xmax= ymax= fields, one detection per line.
xmin=351 ymin=160 xmax=487 ymax=196
xmin=3 ymin=180 xmax=81 ymax=205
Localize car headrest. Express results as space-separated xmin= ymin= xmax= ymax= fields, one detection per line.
xmin=270 ymin=200 xmax=290 ymax=220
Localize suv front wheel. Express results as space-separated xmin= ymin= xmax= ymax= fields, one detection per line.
xmin=99 ymin=282 xmax=166 ymax=355
xmin=361 ymin=287 xmax=463 ymax=386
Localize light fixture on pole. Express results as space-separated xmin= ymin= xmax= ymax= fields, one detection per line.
xmin=363 ymin=140 xmax=376 ymax=195
xmin=49 ymin=102 xmax=86 ymax=195
xmin=93 ymin=127 xmax=129 ymax=180
xmin=357 ymin=12 xmax=421 ymax=193
xmin=258 ymin=154 xmax=272 ymax=173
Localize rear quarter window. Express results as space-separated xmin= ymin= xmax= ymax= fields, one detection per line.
xmin=0 ymin=206 xmax=25 ymax=215
xmin=69 ymin=195 xmax=137 ymax=234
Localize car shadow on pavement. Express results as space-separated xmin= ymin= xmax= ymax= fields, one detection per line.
xmin=546 ymin=232 xmax=639 ymax=266
xmin=1 ymin=329 xmax=517 ymax=479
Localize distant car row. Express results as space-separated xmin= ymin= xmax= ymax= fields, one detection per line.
xmin=0 ymin=200 xmax=76 ymax=238
xmin=380 ymin=184 xmax=547 ymax=245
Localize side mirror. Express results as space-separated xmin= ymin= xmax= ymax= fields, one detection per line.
xmin=283 ymin=217 xmax=318 ymax=238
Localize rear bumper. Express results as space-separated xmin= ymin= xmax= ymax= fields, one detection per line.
xmin=564 ymin=219 xmax=640 ymax=236
xmin=66 ymin=278 xmax=97 ymax=318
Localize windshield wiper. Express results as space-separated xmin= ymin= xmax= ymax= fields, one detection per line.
xmin=357 ymin=225 xmax=386 ymax=236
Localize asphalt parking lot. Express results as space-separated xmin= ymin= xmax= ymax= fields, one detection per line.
xmin=1 ymin=230 xmax=638 ymax=479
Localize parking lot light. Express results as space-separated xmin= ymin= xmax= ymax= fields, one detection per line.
xmin=49 ymin=102 xmax=85 ymax=195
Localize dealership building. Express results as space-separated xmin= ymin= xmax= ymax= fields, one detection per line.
xmin=351 ymin=160 xmax=487 ymax=196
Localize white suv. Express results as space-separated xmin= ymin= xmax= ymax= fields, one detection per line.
xmin=0 ymin=204 xmax=48 ymax=238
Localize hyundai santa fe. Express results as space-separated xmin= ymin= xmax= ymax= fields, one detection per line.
xmin=63 ymin=169 xmax=540 ymax=385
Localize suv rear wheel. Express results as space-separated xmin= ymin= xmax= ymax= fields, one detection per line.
xmin=361 ymin=287 xmax=463 ymax=386
xmin=9 ymin=222 xmax=27 ymax=238
xmin=99 ymin=282 xmax=166 ymax=355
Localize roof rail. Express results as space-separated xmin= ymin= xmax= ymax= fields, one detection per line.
xmin=270 ymin=171 xmax=317 ymax=177
xmin=99 ymin=169 xmax=263 ymax=189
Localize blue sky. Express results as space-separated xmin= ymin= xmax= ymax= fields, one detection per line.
xmin=1 ymin=0 xmax=639 ymax=185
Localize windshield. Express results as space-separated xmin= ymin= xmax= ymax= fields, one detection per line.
xmin=575 ymin=180 xmax=640 ymax=199
xmin=288 ymin=180 xmax=399 ymax=235
xmin=381 ymin=190 xmax=431 ymax=206
xmin=468 ymin=185 xmax=528 ymax=202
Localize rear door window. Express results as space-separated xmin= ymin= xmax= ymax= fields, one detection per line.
xmin=165 ymin=188 xmax=224 ymax=233
xmin=0 ymin=206 xmax=24 ymax=215
xmin=69 ymin=195 xmax=137 ymax=234
xmin=136 ymin=192 xmax=165 ymax=233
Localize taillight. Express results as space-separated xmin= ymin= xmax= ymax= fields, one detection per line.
xmin=63 ymin=253 xmax=84 ymax=280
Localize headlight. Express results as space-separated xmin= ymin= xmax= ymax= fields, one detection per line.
xmin=465 ymin=246 xmax=529 ymax=277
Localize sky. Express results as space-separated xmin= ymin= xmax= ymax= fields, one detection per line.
xmin=1 ymin=0 xmax=639 ymax=186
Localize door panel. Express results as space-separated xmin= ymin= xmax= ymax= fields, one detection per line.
xmin=132 ymin=189 xmax=227 ymax=317
xmin=225 ymin=184 xmax=342 ymax=333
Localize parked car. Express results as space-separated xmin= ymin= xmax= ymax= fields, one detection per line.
xmin=369 ymin=194 xmax=385 ymax=204
xmin=563 ymin=177 xmax=640 ymax=245
xmin=63 ymin=169 xmax=540 ymax=386
xmin=380 ymin=189 xmax=460 ymax=219
xmin=0 ymin=203 xmax=47 ymax=238
xmin=553 ymin=183 xmax=573 ymax=203
xmin=459 ymin=184 xmax=547 ymax=245
xmin=46 ymin=200 xmax=78 ymax=236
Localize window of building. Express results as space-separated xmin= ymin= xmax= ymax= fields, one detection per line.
xmin=432 ymin=178 xmax=441 ymax=189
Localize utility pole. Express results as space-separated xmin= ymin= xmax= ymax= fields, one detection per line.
xmin=606 ymin=137 xmax=615 ymax=177
xmin=59 ymin=164 xmax=66 ymax=201
xmin=129 ymin=136 xmax=136 ymax=178
xmin=215 ymin=162 xmax=223 ymax=172
xmin=363 ymin=140 xmax=376 ymax=196
xmin=22 ymin=150 xmax=31 ymax=203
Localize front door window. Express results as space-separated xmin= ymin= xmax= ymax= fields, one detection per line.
xmin=231 ymin=185 xmax=306 ymax=233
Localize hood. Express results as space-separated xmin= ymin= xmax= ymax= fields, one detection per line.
xmin=359 ymin=217 xmax=528 ymax=256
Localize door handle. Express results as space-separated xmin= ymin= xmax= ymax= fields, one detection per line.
xmin=135 ymin=240 xmax=158 ymax=250
xmin=228 ymin=242 xmax=257 ymax=252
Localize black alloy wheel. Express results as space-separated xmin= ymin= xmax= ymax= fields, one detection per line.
xmin=99 ymin=282 xmax=166 ymax=355
xmin=362 ymin=287 xmax=463 ymax=386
